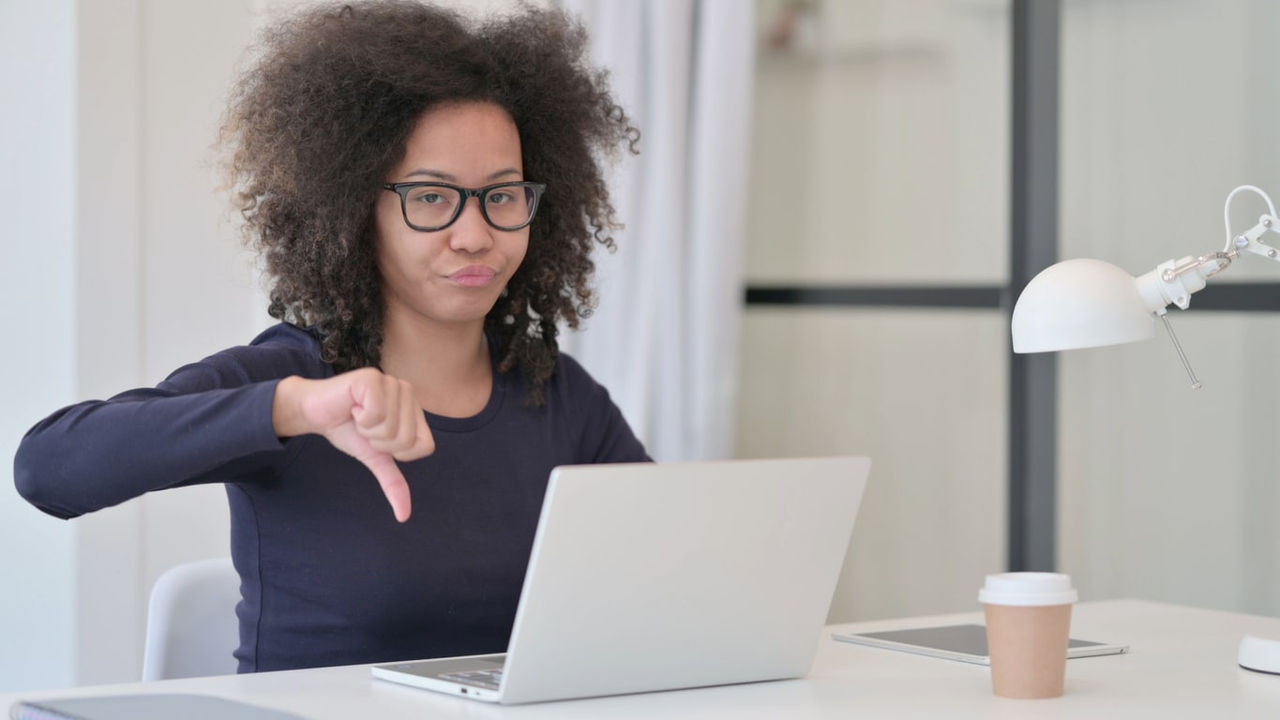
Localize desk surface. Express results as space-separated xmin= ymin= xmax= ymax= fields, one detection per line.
xmin=6 ymin=600 xmax=1280 ymax=718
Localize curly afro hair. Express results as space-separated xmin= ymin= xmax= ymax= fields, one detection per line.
xmin=221 ymin=1 xmax=638 ymax=404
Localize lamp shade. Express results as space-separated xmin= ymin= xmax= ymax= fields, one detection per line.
xmin=1011 ymin=258 xmax=1156 ymax=353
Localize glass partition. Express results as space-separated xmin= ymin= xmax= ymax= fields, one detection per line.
xmin=1059 ymin=0 xmax=1280 ymax=614
xmin=1059 ymin=314 xmax=1280 ymax=614
xmin=740 ymin=0 xmax=1011 ymax=622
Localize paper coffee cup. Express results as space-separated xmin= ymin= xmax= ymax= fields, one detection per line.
xmin=979 ymin=573 xmax=1077 ymax=699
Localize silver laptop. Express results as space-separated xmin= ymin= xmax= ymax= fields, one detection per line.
xmin=371 ymin=456 xmax=871 ymax=705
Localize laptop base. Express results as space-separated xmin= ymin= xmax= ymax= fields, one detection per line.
xmin=372 ymin=654 xmax=507 ymax=703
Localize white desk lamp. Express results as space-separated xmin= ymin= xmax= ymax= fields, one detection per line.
xmin=1010 ymin=184 xmax=1280 ymax=675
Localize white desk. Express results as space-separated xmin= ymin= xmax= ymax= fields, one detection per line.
xmin=6 ymin=600 xmax=1280 ymax=718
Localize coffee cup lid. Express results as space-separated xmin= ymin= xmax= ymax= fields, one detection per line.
xmin=978 ymin=572 xmax=1077 ymax=606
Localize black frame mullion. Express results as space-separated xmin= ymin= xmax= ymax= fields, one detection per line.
xmin=1007 ymin=0 xmax=1060 ymax=572
xmin=746 ymin=286 xmax=1003 ymax=308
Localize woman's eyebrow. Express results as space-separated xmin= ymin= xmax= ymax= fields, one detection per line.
xmin=405 ymin=168 xmax=454 ymax=181
xmin=403 ymin=168 xmax=522 ymax=182
xmin=485 ymin=168 xmax=522 ymax=181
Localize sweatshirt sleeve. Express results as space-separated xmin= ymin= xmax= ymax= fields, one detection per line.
xmin=13 ymin=336 xmax=321 ymax=519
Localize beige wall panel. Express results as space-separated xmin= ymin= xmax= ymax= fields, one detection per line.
xmin=1059 ymin=313 xmax=1280 ymax=615
xmin=748 ymin=0 xmax=1009 ymax=285
xmin=735 ymin=308 xmax=1007 ymax=621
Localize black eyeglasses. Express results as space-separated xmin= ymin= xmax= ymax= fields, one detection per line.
xmin=382 ymin=181 xmax=546 ymax=232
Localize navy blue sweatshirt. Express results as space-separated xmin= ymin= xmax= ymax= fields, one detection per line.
xmin=14 ymin=323 xmax=650 ymax=672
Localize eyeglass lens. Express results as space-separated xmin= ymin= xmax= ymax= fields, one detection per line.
xmin=404 ymin=185 xmax=536 ymax=230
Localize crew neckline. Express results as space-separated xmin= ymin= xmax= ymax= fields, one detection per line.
xmin=421 ymin=335 xmax=509 ymax=433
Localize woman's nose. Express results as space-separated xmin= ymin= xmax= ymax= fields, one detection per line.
xmin=447 ymin=198 xmax=494 ymax=253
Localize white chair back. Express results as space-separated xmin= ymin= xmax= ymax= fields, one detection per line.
xmin=141 ymin=557 xmax=241 ymax=681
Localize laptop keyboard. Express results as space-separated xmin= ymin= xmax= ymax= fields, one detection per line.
xmin=440 ymin=668 xmax=504 ymax=691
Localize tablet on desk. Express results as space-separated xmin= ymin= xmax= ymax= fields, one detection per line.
xmin=832 ymin=623 xmax=1128 ymax=666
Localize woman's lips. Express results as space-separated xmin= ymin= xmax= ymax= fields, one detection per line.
xmin=448 ymin=265 xmax=498 ymax=287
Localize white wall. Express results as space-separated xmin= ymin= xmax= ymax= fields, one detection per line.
xmin=0 ymin=0 xmax=79 ymax=693
xmin=133 ymin=2 xmax=260 ymax=673
xmin=2 ymin=0 xmax=269 ymax=692
xmin=72 ymin=0 xmax=146 ymax=688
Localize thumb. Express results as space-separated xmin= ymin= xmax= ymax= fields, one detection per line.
xmin=359 ymin=452 xmax=413 ymax=523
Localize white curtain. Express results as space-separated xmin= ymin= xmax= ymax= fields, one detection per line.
xmin=558 ymin=0 xmax=756 ymax=462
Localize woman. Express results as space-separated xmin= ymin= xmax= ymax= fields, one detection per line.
xmin=14 ymin=1 xmax=648 ymax=673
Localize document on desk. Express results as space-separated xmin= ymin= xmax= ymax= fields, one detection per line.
xmin=832 ymin=623 xmax=1128 ymax=666
xmin=9 ymin=693 xmax=307 ymax=720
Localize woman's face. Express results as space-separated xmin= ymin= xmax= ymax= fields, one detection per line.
xmin=373 ymin=101 xmax=530 ymax=330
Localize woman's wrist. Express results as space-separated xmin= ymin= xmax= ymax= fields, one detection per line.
xmin=271 ymin=376 xmax=312 ymax=438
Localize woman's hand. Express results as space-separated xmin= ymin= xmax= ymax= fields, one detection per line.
xmin=271 ymin=368 xmax=434 ymax=522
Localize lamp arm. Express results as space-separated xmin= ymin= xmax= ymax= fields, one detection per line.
xmin=1134 ymin=253 xmax=1231 ymax=315
xmin=1226 ymin=214 xmax=1280 ymax=262
xmin=1129 ymin=255 xmax=1232 ymax=391
xmin=1134 ymin=185 xmax=1280 ymax=315
xmin=1221 ymin=184 xmax=1279 ymax=252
